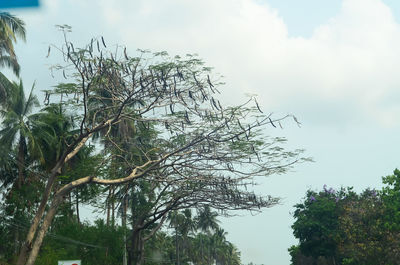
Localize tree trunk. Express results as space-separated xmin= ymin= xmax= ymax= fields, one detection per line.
xmin=13 ymin=136 xmax=26 ymax=255
xmin=17 ymin=135 xmax=26 ymax=189
xmin=106 ymin=187 xmax=111 ymax=226
xmin=122 ymin=196 xmax=127 ymax=265
xmin=16 ymin=173 xmax=58 ymax=265
xmin=25 ymin=194 xmax=64 ymax=265
xmin=17 ymin=132 xmax=94 ymax=265
xmin=130 ymin=226 xmax=145 ymax=265
xmin=175 ymin=226 xmax=180 ymax=265
xmin=14 ymin=223 xmax=19 ymax=255
xmin=111 ymin=187 xmax=115 ymax=227
xmin=76 ymin=190 xmax=80 ymax=225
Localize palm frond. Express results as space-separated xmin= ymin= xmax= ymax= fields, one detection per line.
xmin=23 ymin=81 xmax=39 ymax=116
xmin=0 ymin=71 xmax=14 ymax=106
xmin=0 ymin=55 xmax=19 ymax=75
xmin=0 ymin=124 xmax=18 ymax=149
xmin=0 ymin=12 xmax=26 ymax=41
xmin=0 ymin=12 xmax=26 ymax=76
xmin=13 ymin=80 xmax=25 ymax=116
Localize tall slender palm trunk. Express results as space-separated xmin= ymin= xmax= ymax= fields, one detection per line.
xmin=17 ymin=135 xmax=26 ymax=188
xmin=76 ymin=191 xmax=80 ymax=225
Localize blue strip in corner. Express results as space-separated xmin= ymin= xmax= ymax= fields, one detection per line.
xmin=0 ymin=0 xmax=39 ymax=8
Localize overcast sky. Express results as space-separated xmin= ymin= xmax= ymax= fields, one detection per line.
xmin=6 ymin=0 xmax=400 ymax=264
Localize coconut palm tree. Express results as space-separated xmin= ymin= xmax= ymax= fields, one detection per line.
xmin=191 ymin=233 xmax=211 ymax=265
xmin=223 ymin=242 xmax=241 ymax=265
xmin=195 ymin=205 xmax=220 ymax=264
xmin=0 ymin=77 xmax=55 ymax=258
xmin=0 ymin=78 xmax=43 ymax=190
xmin=212 ymin=227 xmax=228 ymax=264
xmin=32 ymin=103 xmax=77 ymax=170
xmin=0 ymin=12 xmax=26 ymax=76
xmin=168 ymin=209 xmax=197 ymax=264
xmin=196 ymin=205 xmax=220 ymax=234
xmin=0 ymin=13 xmax=25 ymax=109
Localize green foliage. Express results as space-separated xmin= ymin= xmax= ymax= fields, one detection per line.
xmin=290 ymin=170 xmax=400 ymax=265
xmin=381 ymin=169 xmax=400 ymax=230
xmin=337 ymin=190 xmax=393 ymax=265
xmin=291 ymin=187 xmax=351 ymax=261
xmin=35 ymin=218 xmax=124 ymax=265
xmin=161 ymin=208 xmax=241 ymax=265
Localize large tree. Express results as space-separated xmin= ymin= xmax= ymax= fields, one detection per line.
xmin=290 ymin=173 xmax=400 ymax=265
xmin=18 ymin=30 xmax=306 ymax=265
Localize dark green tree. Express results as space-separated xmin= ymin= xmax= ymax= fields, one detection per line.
xmin=290 ymin=186 xmax=356 ymax=265
xmin=336 ymin=189 xmax=400 ymax=265
xmin=290 ymin=173 xmax=400 ymax=265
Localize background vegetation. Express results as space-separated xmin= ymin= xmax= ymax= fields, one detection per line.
xmin=290 ymin=169 xmax=400 ymax=265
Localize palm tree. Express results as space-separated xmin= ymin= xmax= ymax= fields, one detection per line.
xmin=0 ymin=13 xmax=25 ymax=109
xmin=191 ymin=233 xmax=212 ymax=265
xmin=168 ymin=209 xmax=197 ymax=264
xmin=223 ymin=242 xmax=241 ymax=265
xmin=0 ymin=76 xmax=54 ymax=257
xmin=195 ymin=205 xmax=220 ymax=264
xmin=32 ymin=103 xmax=76 ymax=170
xmin=0 ymin=70 xmax=15 ymax=109
xmin=212 ymin=227 xmax=228 ymax=264
xmin=0 ymin=12 xmax=26 ymax=75
xmin=196 ymin=205 xmax=220 ymax=234
xmin=0 ymin=77 xmax=43 ymax=190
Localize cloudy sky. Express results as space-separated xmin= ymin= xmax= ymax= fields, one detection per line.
xmin=6 ymin=0 xmax=400 ymax=264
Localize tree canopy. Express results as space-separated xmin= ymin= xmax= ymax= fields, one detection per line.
xmin=290 ymin=170 xmax=400 ymax=265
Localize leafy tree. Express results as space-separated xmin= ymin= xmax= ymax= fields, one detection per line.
xmin=336 ymin=189 xmax=400 ymax=265
xmin=290 ymin=173 xmax=400 ymax=265
xmin=334 ymin=170 xmax=400 ymax=265
xmin=381 ymin=169 xmax=400 ymax=230
xmin=17 ymin=31 xmax=305 ymax=265
xmin=290 ymin=186 xmax=358 ymax=265
xmin=291 ymin=186 xmax=349 ymax=264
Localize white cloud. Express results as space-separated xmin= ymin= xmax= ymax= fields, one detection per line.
xmin=95 ymin=0 xmax=400 ymax=127
xmin=14 ymin=0 xmax=400 ymax=126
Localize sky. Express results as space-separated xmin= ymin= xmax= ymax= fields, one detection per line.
xmin=5 ymin=0 xmax=400 ymax=264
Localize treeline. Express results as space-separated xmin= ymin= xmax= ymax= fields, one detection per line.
xmin=290 ymin=169 xmax=400 ymax=265
xmin=0 ymin=205 xmax=241 ymax=264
